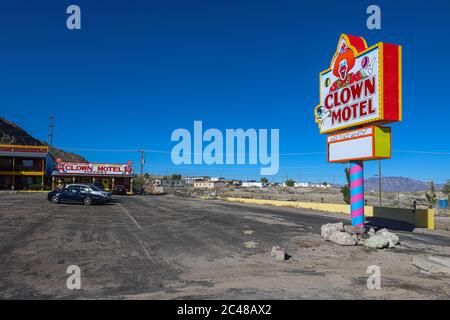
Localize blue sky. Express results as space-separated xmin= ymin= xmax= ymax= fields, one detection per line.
xmin=1 ymin=0 xmax=449 ymax=183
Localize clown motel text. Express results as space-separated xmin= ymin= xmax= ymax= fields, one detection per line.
xmin=324 ymin=76 xmax=376 ymax=125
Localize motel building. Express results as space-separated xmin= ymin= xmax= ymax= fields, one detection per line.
xmin=52 ymin=160 xmax=135 ymax=193
xmin=0 ymin=144 xmax=53 ymax=190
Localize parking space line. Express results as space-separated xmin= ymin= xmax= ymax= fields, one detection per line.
xmin=117 ymin=203 xmax=142 ymax=230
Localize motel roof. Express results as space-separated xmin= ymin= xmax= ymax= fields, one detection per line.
xmin=0 ymin=144 xmax=49 ymax=159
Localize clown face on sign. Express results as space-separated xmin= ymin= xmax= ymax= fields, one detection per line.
xmin=330 ymin=40 xmax=375 ymax=92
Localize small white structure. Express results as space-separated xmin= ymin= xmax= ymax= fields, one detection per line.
xmin=152 ymin=179 xmax=162 ymax=186
xmin=242 ymin=181 xmax=266 ymax=188
xmin=295 ymin=182 xmax=310 ymax=188
xmin=161 ymin=180 xmax=185 ymax=188
xmin=228 ymin=180 xmax=242 ymax=186
xmin=310 ymin=183 xmax=331 ymax=188
xmin=194 ymin=180 xmax=226 ymax=189
xmin=183 ymin=176 xmax=206 ymax=185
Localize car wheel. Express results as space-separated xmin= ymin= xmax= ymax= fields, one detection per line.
xmin=83 ymin=197 xmax=92 ymax=206
xmin=51 ymin=195 xmax=59 ymax=204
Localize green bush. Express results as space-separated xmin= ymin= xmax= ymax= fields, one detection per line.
xmin=340 ymin=167 xmax=350 ymax=204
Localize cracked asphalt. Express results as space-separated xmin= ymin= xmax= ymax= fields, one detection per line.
xmin=1 ymin=192 xmax=450 ymax=299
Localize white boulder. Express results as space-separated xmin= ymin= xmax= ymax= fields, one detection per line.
xmin=321 ymin=222 xmax=344 ymax=240
xmin=329 ymin=231 xmax=357 ymax=246
xmin=364 ymin=235 xmax=389 ymax=249
xmin=271 ymin=246 xmax=286 ymax=261
xmin=376 ymin=228 xmax=399 ymax=248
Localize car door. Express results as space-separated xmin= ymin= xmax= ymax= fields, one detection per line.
xmin=63 ymin=186 xmax=82 ymax=203
xmin=79 ymin=186 xmax=92 ymax=200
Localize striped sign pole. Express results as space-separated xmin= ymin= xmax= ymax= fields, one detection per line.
xmin=350 ymin=161 xmax=365 ymax=227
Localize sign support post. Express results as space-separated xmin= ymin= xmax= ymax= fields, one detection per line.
xmin=350 ymin=161 xmax=364 ymax=227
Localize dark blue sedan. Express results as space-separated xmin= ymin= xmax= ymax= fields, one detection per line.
xmin=47 ymin=185 xmax=106 ymax=205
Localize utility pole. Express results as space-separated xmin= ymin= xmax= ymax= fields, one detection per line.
xmin=378 ymin=160 xmax=382 ymax=206
xmin=48 ymin=116 xmax=54 ymax=147
xmin=140 ymin=150 xmax=145 ymax=175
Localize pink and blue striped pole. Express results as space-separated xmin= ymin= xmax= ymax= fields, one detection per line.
xmin=350 ymin=161 xmax=365 ymax=227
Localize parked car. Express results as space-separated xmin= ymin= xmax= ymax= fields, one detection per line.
xmin=63 ymin=184 xmax=111 ymax=201
xmin=89 ymin=184 xmax=112 ymax=200
xmin=47 ymin=186 xmax=106 ymax=205
xmin=112 ymin=185 xmax=127 ymax=195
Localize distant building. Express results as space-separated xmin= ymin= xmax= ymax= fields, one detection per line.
xmin=295 ymin=182 xmax=310 ymax=187
xmin=228 ymin=180 xmax=242 ymax=186
xmin=151 ymin=179 xmax=162 ymax=186
xmin=0 ymin=144 xmax=54 ymax=190
xmin=161 ymin=179 xmax=185 ymax=188
xmin=309 ymin=183 xmax=331 ymax=188
xmin=183 ymin=176 xmax=207 ymax=185
xmin=242 ymin=181 xmax=266 ymax=188
xmin=194 ymin=180 xmax=226 ymax=189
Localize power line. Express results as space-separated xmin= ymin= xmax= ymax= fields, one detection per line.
xmin=392 ymin=150 xmax=450 ymax=156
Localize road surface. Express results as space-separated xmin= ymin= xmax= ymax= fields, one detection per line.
xmin=1 ymin=192 xmax=450 ymax=299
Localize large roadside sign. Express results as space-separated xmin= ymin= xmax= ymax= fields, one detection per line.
xmin=312 ymin=34 xmax=402 ymax=228
xmin=314 ymin=34 xmax=402 ymax=135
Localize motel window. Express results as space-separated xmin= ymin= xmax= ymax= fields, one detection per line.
xmin=0 ymin=158 xmax=12 ymax=170
xmin=22 ymin=160 xmax=34 ymax=168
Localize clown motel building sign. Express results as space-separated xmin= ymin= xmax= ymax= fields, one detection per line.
xmin=52 ymin=160 xmax=134 ymax=192
xmin=313 ymin=34 xmax=402 ymax=228
xmin=315 ymin=34 xmax=402 ymax=134
xmin=55 ymin=161 xmax=134 ymax=176
xmin=314 ymin=34 xmax=402 ymax=163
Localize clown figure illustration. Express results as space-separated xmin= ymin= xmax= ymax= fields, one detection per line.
xmin=314 ymin=36 xmax=377 ymax=130
xmin=329 ymin=41 xmax=375 ymax=92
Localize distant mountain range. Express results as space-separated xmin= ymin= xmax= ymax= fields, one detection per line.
xmin=0 ymin=117 xmax=87 ymax=162
xmin=365 ymin=176 xmax=443 ymax=192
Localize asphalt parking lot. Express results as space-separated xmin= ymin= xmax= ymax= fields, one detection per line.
xmin=1 ymin=192 xmax=450 ymax=299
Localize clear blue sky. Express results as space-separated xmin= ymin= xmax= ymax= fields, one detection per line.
xmin=1 ymin=0 xmax=449 ymax=183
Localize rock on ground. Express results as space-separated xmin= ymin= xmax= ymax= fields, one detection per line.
xmin=365 ymin=235 xmax=390 ymax=249
xmin=328 ymin=231 xmax=357 ymax=246
xmin=271 ymin=246 xmax=286 ymax=261
xmin=321 ymin=222 xmax=344 ymax=241
xmin=376 ymin=228 xmax=400 ymax=248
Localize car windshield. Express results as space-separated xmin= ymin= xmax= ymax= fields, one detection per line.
xmin=90 ymin=185 xmax=101 ymax=191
